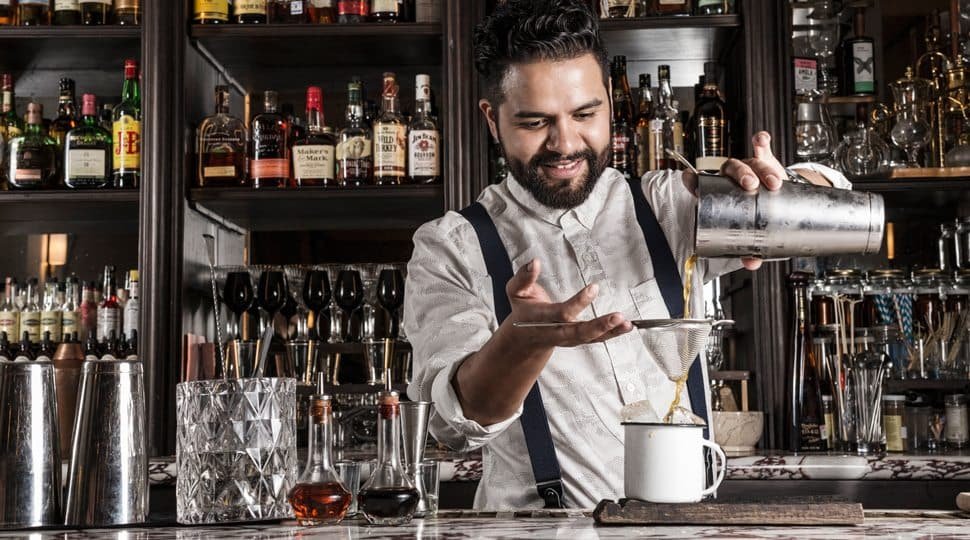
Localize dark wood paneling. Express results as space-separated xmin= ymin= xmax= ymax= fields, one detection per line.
xmin=446 ymin=0 xmax=482 ymax=209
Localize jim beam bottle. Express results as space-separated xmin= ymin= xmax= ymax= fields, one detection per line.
xmin=407 ymin=74 xmax=440 ymax=184
xmin=690 ymin=61 xmax=728 ymax=171
xmin=372 ymin=72 xmax=406 ymax=185
xmin=789 ymin=272 xmax=826 ymax=452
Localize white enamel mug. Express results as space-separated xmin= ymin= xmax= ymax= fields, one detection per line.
xmin=623 ymin=422 xmax=727 ymax=503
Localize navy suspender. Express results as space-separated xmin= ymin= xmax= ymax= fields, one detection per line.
xmin=458 ymin=178 xmax=710 ymax=507
xmin=458 ymin=203 xmax=566 ymax=509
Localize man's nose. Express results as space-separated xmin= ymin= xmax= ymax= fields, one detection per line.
xmin=545 ymin=118 xmax=581 ymax=156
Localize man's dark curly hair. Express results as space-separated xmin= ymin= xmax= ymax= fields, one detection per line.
xmin=474 ymin=0 xmax=610 ymax=105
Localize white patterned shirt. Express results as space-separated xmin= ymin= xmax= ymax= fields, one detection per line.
xmin=404 ymin=166 xmax=848 ymax=510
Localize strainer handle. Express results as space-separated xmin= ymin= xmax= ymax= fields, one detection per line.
xmin=700 ymin=440 xmax=726 ymax=498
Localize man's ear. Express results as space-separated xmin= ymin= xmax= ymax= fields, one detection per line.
xmin=479 ymin=99 xmax=499 ymax=142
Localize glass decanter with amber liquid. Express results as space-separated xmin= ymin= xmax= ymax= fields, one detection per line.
xmin=358 ymin=390 xmax=419 ymax=526
xmin=288 ymin=394 xmax=352 ymax=525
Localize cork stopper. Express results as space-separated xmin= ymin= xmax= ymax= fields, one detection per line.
xmin=310 ymin=394 xmax=332 ymax=425
xmin=378 ymin=390 xmax=400 ymax=419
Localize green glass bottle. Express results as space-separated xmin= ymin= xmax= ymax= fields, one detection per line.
xmin=112 ymin=59 xmax=141 ymax=189
xmin=65 ymin=94 xmax=113 ymax=188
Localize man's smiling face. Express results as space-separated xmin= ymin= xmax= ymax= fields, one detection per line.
xmin=481 ymin=53 xmax=612 ymax=210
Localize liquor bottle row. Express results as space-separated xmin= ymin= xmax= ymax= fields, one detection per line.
xmin=0 ymin=61 xmax=142 ymax=189
xmin=0 ymin=327 xmax=138 ymax=362
xmin=793 ymin=7 xmax=876 ymax=98
xmin=0 ymin=0 xmax=140 ymax=26
xmin=197 ymin=73 xmax=440 ymax=188
xmin=609 ymin=57 xmax=729 ymax=178
xmin=0 ymin=265 xmax=139 ymax=347
xmin=594 ymin=0 xmax=734 ymax=18
xmin=193 ymin=0 xmax=440 ymax=25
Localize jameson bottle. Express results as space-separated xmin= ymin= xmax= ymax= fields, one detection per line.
xmin=372 ymin=72 xmax=406 ymax=185
xmin=113 ymin=59 xmax=141 ymax=188
xmin=336 ymin=81 xmax=372 ymax=186
xmin=789 ymin=272 xmax=826 ymax=452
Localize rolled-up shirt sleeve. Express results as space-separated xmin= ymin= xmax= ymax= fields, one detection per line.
xmin=404 ymin=214 xmax=523 ymax=453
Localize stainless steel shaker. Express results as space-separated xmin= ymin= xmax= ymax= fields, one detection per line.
xmin=401 ymin=401 xmax=433 ymax=517
xmin=695 ymin=173 xmax=885 ymax=258
xmin=0 ymin=358 xmax=62 ymax=529
xmin=64 ymin=359 xmax=148 ymax=526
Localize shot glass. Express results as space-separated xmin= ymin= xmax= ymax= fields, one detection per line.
xmin=335 ymin=460 xmax=362 ymax=516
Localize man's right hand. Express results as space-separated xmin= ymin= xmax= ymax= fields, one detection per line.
xmin=506 ymin=258 xmax=634 ymax=350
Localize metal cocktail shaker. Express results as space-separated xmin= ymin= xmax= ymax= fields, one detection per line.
xmin=401 ymin=401 xmax=433 ymax=516
xmin=64 ymin=359 xmax=148 ymax=526
xmin=695 ymin=174 xmax=885 ymax=258
xmin=0 ymin=359 xmax=62 ymax=529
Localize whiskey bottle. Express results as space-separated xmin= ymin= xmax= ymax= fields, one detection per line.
xmin=1 ymin=74 xmax=21 ymax=141
xmin=19 ymin=278 xmax=41 ymax=344
xmin=50 ymin=78 xmax=79 ymax=150
xmin=635 ymin=74 xmax=653 ymax=178
xmin=293 ymin=86 xmax=337 ymax=187
xmin=337 ymin=0 xmax=368 ymax=23
xmin=113 ymin=0 xmax=140 ymax=24
xmin=65 ymin=93 xmax=112 ymax=188
xmin=17 ymin=0 xmax=51 ymax=25
xmin=337 ymin=81 xmax=372 ymax=185
xmin=79 ymin=0 xmax=112 ymax=24
xmin=80 ymin=280 xmax=98 ymax=341
xmin=654 ymin=0 xmax=689 ymax=16
xmin=371 ymin=0 xmax=398 ymax=22
xmin=307 ymin=0 xmax=335 ymax=23
xmin=54 ymin=0 xmax=83 ymax=25
xmin=610 ymin=57 xmax=634 ymax=178
xmin=647 ymin=65 xmax=678 ymax=171
xmin=269 ymin=0 xmax=306 ymax=22
xmin=7 ymin=103 xmax=59 ymax=189
xmin=113 ymin=59 xmax=141 ymax=188
xmin=607 ymin=0 xmax=636 ymax=18
xmin=234 ymin=0 xmax=268 ymax=23
xmin=61 ymin=277 xmax=81 ymax=339
xmin=15 ymin=332 xmax=35 ymax=362
xmin=841 ymin=8 xmax=875 ymax=96
xmin=197 ymin=85 xmax=249 ymax=187
xmin=373 ymin=72 xmax=406 ymax=185
xmin=40 ymin=280 xmax=63 ymax=344
xmin=282 ymin=103 xmax=306 ymax=150
xmin=789 ymin=272 xmax=826 ymax=452
xmin=97 ymin=266 xmax=121 ymax=341
xmin=251 ymin=90 xmax=290 ymax=188
xmin=690 ymin=61 xmax=728 ymax=171
xmin=123 ymin=270 xmax=138 ymax=339
xmin=0 ymin=278 xmax=20 ymax=343
xmin=288 ymin=395 xmax=353 ymax=525
xmin=194 ymin=0 xmax=230 ymax=23
xmin=695 ymin=0 xmax=732 ymax=15
xmin=0 ymin=1 xmax=13 ymax=25
xmin=407 ymin=74 xmax=440 ymax=184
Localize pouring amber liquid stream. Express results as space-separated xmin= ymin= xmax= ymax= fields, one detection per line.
xmin=663 ymin=254 xmax=697 ymax=423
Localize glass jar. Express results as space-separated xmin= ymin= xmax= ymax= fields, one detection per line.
xmin=945 ymin=394 xmax=969 ymax=448
xmin=905 ymin=404 xmax=931 ymax=451
xmin=947 ymin=270 xmax=970 ymax=379
xmin=912 ymin=269 xmax=945 ymax=379
xmin=882 ymin=395 xmax=906 ymax=452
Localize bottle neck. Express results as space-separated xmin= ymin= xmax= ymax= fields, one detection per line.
xmin=659 ymin=78 xmax=673 ymax=106
xmin=306 ymin=107 xmax=324 ymax=133
xmin=307 ymin=409 xmax=336 ymax=471
xmin=381 ymin=94 xmax=399 ymax=116
xmin=102 ymin=274 xmax=115 ymax=303
xmin=414 ymin=98 xmax=430 ymax=119
xmin=377 ymin=401 xmax=403 ymax=467
xmin=346 ymin=102 xmax=363 ymax=125
xmin=122 ymin=78 xmax=139 ymax=105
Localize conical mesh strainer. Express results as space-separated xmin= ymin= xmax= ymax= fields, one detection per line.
xmin=636 ymin=319 xmax=714 ymax=382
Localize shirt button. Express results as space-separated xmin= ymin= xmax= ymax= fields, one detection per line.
xmin=626 ymin=383 xmax=636 ymax=392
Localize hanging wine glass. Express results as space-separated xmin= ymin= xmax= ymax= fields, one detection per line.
xmin=303 ymin=269 xmax=332 ymax=340
xmin=257 ymin=269 xmax=288 ymax=338
xmin=377 ymin=268 xmax=405 ymax=339
xmin=334 ymin=268 xmax=364 ymax=342
xmin=223 ymin=270 xmax=254 ymax=339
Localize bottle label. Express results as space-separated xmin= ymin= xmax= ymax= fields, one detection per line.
xmin=62 ymin=310 xmax=79 ymax=338
xmin=14 ymin=169 xmax=42 ymax=182
xmin=235 ymin=0 xmax=266 ymax=14
xmin=611 ymin=130 xmax=630 ymax=172
xmin=408 ymin=129 xmax=439 ymax=177
xmin=250 ymin=158 xmax=290 ymax=179
xmin=204 ymin=165 xmax=237 ymax=178
xmin=113 ymin=116 xmax=141 ymax=172
xmin=55 ymin=0 xmax=80 ymax=10
xmin=68 ymin=149 xmax=107 ymax=179
xmin=372 ymin=0 xmax=397 ymax=12
xmin=80 ymin=0 xmax=112 ymax=4
xmin=851 ymin=42 xmax=875 ymax=93
xmin=337 ymin=0 xmax=368 ymax=16
xmin=19 ymin=0 xmax=49 ymax=4
xmin=799 ymin=422 xmax=825 ymax=451
xmin=336 ymin=135 xmax=372 ymax=160
xmin=696 ymin=116 xmax=726 ymax=158
xmin=697 ymin=0 xmax=725 ymax=6
xmin=96 ymin=307 xmax=119 ymax=340
xmin=310 ymin=0 xmax=333 ymax=6
xmin=636 ymin=123 xmax=650 ymax=176
xmin=415 ymin=0 xmax=439 ymax=22
xmin=672 ymin=120 xmax=684 ymax=156
xmin=40 ymin=311 xmax=62 ymax=343
xmin=196 ymin=0 xmax=229 ymax=17
xmin=290 ymin=0 xmax=304 ymax=14
xmin=293 ymin=144 xmax=336 ymax=180
xmin=659 ymin=0 xmax=686 ymax=4
xmin=0 ymin=310 xmax=19 ymax=339
xmin=124 ymin=305 xmax=138 ymax=337
xmin=884 ymin=414 xmax=903 ymax=451
xmin=648 ymin=119 xmax=664 ymax=171
xmin=373 ymin=123 xmax=406 ymax=177
xmin=794 ymin=57 xmax=819 ymax=95
xmin=20 ymin=312 xmax=40 ymax=343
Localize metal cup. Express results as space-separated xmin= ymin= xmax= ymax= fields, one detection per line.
xmin=401 ymin=401 xmax=433 ymax=517
xmin=0 ymin=359 xmax=62 ymax=529
xmin=64 ymin=359 xmax=148 ymax=526
xmin=695 ymin=173 xmax=885 ymax=258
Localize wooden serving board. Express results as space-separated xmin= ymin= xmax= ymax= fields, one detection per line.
xmin=593 ymin=497 xmax=865 ymax=526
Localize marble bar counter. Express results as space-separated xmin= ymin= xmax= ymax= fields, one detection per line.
xmin=3 ymin=510 xmax=969 ymax=539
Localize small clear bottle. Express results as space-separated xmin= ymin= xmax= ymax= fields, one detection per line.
xmin=945 ymin=394 xmax=969 ymax=448
xmin=358 ymin=390 xmax=419 ymax=525
xmin=288 ymin=394 xmax=352 ymax=525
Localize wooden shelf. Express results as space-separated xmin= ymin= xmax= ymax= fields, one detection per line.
xmin=188 ymin=185 xmax=444 ymax=232
xmin=824 ymin=95 xmax=877 ymax=104
xmin=884 ymin=379 xmax=970 ymax=393
xmin=598 ymin=15 xmax=742 ymax=75
xmin=598 ymin=14 xmax=742 ymax=30
xmin=852 ymin=175 xmax=970 ymax=193
xmin=0 ymin=189 xmax=140 ymax=235
xmin=0 ymin=26 xmax=140 ymax=71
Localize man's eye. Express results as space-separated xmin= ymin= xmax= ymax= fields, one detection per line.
xmin=519 ymin=120 xmax=545 ymax=129
xmin=575 ymin=112 xmax=595 ymax=120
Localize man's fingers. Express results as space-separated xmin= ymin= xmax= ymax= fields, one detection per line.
xmin=741 ymin=257 xmax=763 ymax=271
xmin=590 ymin=319 xmax=635 ymax=343
xmin=741 ymin=157 xmax=784 ymax=191
xmin=751 ymin=131 xmax=776 ymax=162
xmin=506 ymin=258 xmax=542 ymax=298
xmin=561 ymin=313 xmax=627 ymax=345
xmin=720 ymin=158 xmax=759 ymax=191
xmin=558 ymin=283 xmax=599 ymax=321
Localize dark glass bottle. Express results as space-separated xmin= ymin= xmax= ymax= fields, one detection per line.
xmin=307 ymin=0 xmax=335 ymax=23
xmin=79 ymin=0 xmax=112 ymax=24
xmin=197 ymin=86 xmax=249 ymax=187
xmin=112 ymin=59 xmax=141 ymax=188
xmin=0 ymin=1 xmax=13 ymax=25
xmin=50 ymin=78 xmax=79 ymax=150
xmin=695 ymin=0 xmax=733 ymax=15
xmin=65 ymin=93 xmax=113 ymax=188
xmin=83 ymin=329 xmax=101 ymax=361
xmin=14 ymin=331 xmax=35 ymax=362
xmin=337 ymin=0 xmax=368 ymax=23
xmin=53 ymin=0 xmax=83 ymax=25
xmin=234 ymin=0 xmax=268 ymax=23
xmin=17 ymin=0 xmax=51 ymax=26
xmin=293 ymin=86 xmax=337 ymax=187
xmin=37 ymin=331 xmax=55 ymax=361
xmin=634 ymin=74 xmax=653 ymax=178
xmin=0 ymin=332 xmax=10 ymax=361
xmin=841 ymin=8 xmax=875 ymax=96
xmin=113 ymin=0 xmax=140 ymax=25
xmin=250 ymin=90 xmax=290 ymax=188
xmin=689 ymin=61 xmax=728 ymax=172
xmin=370 ymin=0 xmax=397 ymax=22
xmin=790 ymin=272 xmax=826 ymax=452
xmin=653 ymin=0 xmax=689 ymax=16
xmin=194 ymin=0 xmax=230 ymax=23
xmin=7 ymin=103 xmax=59 ymax=190
xmin=610 ymin=57 xmax=634 ymax=178
xmin=336 ymin=81 xmax=372 ymax=185
xmin=358 ymin=391 xmax=419 ymax=525
xmin=269 ymin=0 xmax=305 ymax=22
xmin=288 ymin=395 xmax=352 ymax=525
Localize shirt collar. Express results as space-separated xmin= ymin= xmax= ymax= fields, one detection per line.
xmin=503 ymin=167 xmax=619 ymax=230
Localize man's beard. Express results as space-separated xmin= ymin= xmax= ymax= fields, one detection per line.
xmin=502 ymin=142 xmax=610 ymax=210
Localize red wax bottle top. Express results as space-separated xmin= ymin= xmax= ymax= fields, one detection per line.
xmin=82 ymin=94 xmax=97 ymax=117
xmin=124 ymin=59 xmax=138 ymax=79
xmin=306 ymin=86 xmax=323 ymax=111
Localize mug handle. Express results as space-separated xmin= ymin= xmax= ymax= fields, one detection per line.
xmin=700 ymin=440 xmax=727 ymax=498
